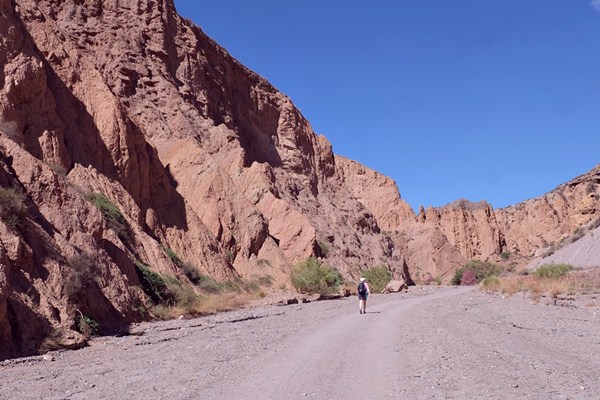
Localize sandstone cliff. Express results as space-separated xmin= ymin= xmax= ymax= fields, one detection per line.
xmin=0 ymin=0 xmax=407 ymax=358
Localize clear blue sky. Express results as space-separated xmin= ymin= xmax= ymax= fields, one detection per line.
xmin=174 ymin=0 xmax=600 ymax=211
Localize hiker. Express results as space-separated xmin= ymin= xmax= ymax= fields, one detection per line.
xmin=358 ymin=277 xmax=370 ymax=314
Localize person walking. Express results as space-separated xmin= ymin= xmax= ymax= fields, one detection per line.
xmin=357 ymin=277 xmax=370 ymax=314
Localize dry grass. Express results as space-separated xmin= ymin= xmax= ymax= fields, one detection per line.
xmin=481 ymin=270 xmax=600 ymax=301
xmin=151 ymin=292 xmax=257 ymax=320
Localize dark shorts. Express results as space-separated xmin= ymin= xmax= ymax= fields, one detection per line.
xmin=358 ymin=294 xmax=368 ymax=300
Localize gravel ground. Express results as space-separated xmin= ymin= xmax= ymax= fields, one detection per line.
xmin=1 ymin=286 xmax=599 ymax=400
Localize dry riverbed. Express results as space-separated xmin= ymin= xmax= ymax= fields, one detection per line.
xmin=1 ymin=286 xmax=599 ymax=399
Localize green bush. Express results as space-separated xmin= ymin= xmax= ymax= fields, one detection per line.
xmin=535 ymin=263 xmax=573 ymax=279
xmin=362 ymin=265 xmax=392 ymax=293
xmin=88 ymin=193 xmax=129 ymax=240
xmin=451 ymin=268 xmax=464 ymax=286
xmin=77 ymin=312 xmax=100 ymax=338
xmin=0 ymin=187 xmax=27 ymax=230
xmin=290 ymin=257 xmax=342 ymax=294
xmin=500 ymin=251 xmax=511 ymax=260
xmin=134 ymin=261 xmax=175 ymax=305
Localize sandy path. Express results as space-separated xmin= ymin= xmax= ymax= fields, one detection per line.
xmin=1 ymin=286 xmax=599 ymax=400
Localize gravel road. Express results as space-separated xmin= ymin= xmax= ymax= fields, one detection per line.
xmin=1 ymin=286 xmax=599 ymax=400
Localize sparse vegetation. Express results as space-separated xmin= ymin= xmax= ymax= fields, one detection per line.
xmin=134 ymin=261 xmax=175 ymax=305
xmin=163 ymin=246 xmax=183 ymax=266
xmin=77 ymin=311 xmax=100 ymax=338
xmin=290 ymin=257 xmax=342 ymax=294
xmin=256 ymin=274 xmax=274 ymax=286
xmin=63 ymin=253 xmax=97 ymax=299
xmin=452 ymin=260 xmax=503 ymax=286
xmin=180 ymin=261 xmax=202 ymax=284
xmin=133 ymin=259 xmax=272 ymax=319
xmin=480 ymin=275 xmax=501 ymax=291
xmin=535 ymin=263 xmax=573 ymax=279
xmin=197 ymin=273 xmax=225 ymax=294
xmin=500 ymin=251 xmax=511 ymax=260
xmin=256 ymin=258 xmax=272 ymax=267
xmin=47 ymin=162 xmax=67 ymax=177
xmin=318 ymin=241 xmax=329 ymax=257
xmin=362 ymin=265 xmax=392 ymax=293
xmin=0 ymin=187 xmax=27 ymax=230
xmin=480 ymin=267 xmax=600 ymax=301
xmin=87 ymin=193 xmax=129 ymax=240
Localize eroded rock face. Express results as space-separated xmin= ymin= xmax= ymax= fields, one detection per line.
xmin=418 ymin=200 xmax=506 ymax=261
xmin=496 ymin=165 xmax=600 ymax=258
xmin=0 ymin=0 xmax=412 ymax=358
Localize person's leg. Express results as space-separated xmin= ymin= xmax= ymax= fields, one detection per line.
xmin=359 ymin=298 xmax=364 ymax=313
xmin=364 ymin=295 xmax=368 ymax=313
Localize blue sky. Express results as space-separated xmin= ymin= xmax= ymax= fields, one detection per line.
xmin=174 ymin=1 xmax=600 ymax=211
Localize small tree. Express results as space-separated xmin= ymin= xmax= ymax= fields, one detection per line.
xmin=362 ymin=265 xmax=392 ymax=293
xmin=290 ymin=257 xmax=342 ymax=294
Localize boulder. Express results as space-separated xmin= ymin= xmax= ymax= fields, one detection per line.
xmin=383 ymin=280 xmax=408 ymax=294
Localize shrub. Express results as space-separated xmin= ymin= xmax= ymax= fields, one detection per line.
xmin=460 ymin=270 xmax=477 ymax=285
xmin=290 ymin=257 xmax=342 ymax=294
xmin=535 ymin=263 xmax=573 ymax=279
xmin=77 ymin=312 xmax=100 ymax=338
xmin=500 ymin=251 xmax=511 ymax=260
xmin=88 ymin=193 xmax=129 ymax=240
xmin=0 ymin=187 xmax=27 ymax=230
xmin=180 ymin=261 xmax=202 ymax=284
xmin=63 ymin=253 xmax=97 ymax=298
xmin=197 ymin=274 xmax=225 ymax=294
xmin=134 ymin=261 xmax=175 ymax=305
xmin=464 ymin=259 xmax=503 ymax=280
xmin=257 ymin=274 xmax=274 ymax=286
xmin=362 ymin=265 xmax=392 ymax=293
xmin=452 ymin=260 xmax=503 ymax=285
xmin=451 ymin=269 xmax=464 ymax=286
xmin=480 ymin=276 xmax=501 ymax=291
xmin=318 ymin=241 xmax=329 ymax=257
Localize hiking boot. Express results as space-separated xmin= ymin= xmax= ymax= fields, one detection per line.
xmin=359 ymin=310 xmax=362 ymax=314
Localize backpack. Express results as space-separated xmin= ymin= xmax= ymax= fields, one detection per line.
xmin=358 ymin=282 xmax=367 ymax=295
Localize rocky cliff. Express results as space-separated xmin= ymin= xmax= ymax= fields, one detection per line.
xmin=0 ymin=0 xmax=411 ymax=358
xmin=0 ymin=0 xmax=598 ymax=360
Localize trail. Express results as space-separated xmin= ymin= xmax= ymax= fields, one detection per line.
xmin=209 ymin=288 xmax=469 ymax=399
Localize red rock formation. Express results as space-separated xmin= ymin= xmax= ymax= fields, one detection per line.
xmin=496 ymin=164 xmax=600 ymax=258
xmin=0 ymin=0 xmax=405 ymax=358
xmin=418 ymin=200 xmax=506 ymax=260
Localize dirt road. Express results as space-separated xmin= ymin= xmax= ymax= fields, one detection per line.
xmin=1 ymin=286 xmax=599 ymax=399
